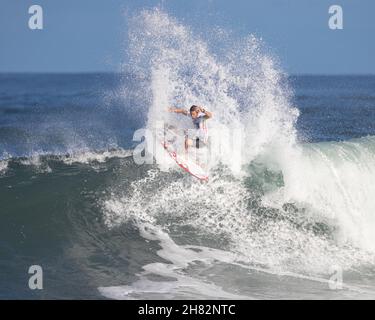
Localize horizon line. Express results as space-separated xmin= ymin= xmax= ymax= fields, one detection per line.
xmin=0 ymin=71 xmax=375 ymax=77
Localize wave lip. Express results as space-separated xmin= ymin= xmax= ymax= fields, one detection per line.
xmin=311 ymin=136 xmax=375 ymax=252
xmin=265 ymin=135 xmax=375 ymax=252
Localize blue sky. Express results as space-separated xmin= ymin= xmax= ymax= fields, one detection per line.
xmin=0 ymin=0 xmax=374 ymax=74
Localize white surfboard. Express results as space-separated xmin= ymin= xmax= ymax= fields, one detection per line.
xmin=156 ymin=125 xmax=209 ymax=181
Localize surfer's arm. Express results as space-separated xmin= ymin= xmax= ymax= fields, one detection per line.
xmin=168 ymin=107 xmax=188 ymax=116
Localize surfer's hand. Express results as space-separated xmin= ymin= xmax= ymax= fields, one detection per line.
xmin=200 ymin=107 xmax=212 ymax=119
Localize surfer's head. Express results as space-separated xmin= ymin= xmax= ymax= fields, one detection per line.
xmin=189 ymin=105 xmax=200 ymax=119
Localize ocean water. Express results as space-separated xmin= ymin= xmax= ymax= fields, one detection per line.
xmin=1 ymin=10 xmax=375 ymax=299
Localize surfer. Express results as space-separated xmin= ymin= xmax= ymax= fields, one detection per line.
xmin=168 ymin=105 xmax=212 ymax=152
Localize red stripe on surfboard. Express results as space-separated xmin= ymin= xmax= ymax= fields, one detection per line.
xmin=161 ymin=142 xmax=208 ymax=181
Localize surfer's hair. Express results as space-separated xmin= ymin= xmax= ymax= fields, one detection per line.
xmin=190 ymin=105 xmax=199 ymax=114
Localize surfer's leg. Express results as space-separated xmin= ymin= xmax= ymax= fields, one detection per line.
xmin=185 ymin=137 xmax=193 ymax=159
xmin=184 ymin=130 xmax=189 ymax=158
xmin=185 ymin=136 xmax=188 ymax=153
xmin=196 ymin=137 xmax=209 ymax=168
xmin=195 ymin=138 xmax=200 ymax=165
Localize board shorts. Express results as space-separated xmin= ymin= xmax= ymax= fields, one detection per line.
xmin=195 ymin=137 xmax=207 ymax=149
xmin=185 ymin=129 xmax=209 ymax=149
